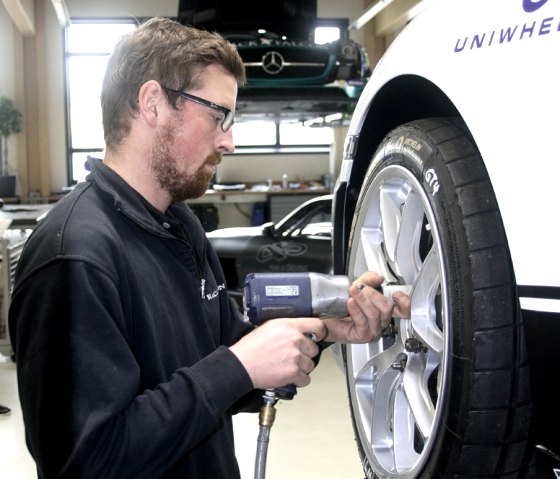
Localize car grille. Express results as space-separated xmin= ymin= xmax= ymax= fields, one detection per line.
xmin=239 ymin=45 xmax=334 ymax=83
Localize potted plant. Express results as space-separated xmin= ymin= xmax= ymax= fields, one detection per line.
xmin=0 ymin=96 xmax=23 ymax=197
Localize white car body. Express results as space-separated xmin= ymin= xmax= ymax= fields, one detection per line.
xmin=339 ymin=0 xmax=560 ymax=312
xmin=332 ymin=1 xmax=560 ymax=477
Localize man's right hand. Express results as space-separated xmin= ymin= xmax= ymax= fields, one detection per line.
xmin=229 ymin=317 xmax=327 ymax=389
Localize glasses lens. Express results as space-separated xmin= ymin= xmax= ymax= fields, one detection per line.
xmin=222 ymin=112 xmax=234 ymax=132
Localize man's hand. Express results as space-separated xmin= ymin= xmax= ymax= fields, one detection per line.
xmin=230 ymin=317 xmax=327 ymax=390
xmin=323 ymin=271 xmax=411 ymax=344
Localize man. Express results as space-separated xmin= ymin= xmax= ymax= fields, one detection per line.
xmin=9 ymin=17 xmax=398 ymax=478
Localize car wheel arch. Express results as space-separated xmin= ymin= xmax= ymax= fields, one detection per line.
xmin=334 ymin=75 xmax=466 ymax=272
xmin=350 ymin=75 xmax=461 ymax=192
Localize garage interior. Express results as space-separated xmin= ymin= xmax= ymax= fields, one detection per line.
xmin=0 ymin=0 xmax=429 ymax=477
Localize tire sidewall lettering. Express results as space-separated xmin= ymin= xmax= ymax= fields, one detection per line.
xmin=372 ymin=131 xmax=445 ymax=208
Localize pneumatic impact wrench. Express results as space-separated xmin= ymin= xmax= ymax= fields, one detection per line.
xmin=242 ymin=272 xmax=407 ymax=479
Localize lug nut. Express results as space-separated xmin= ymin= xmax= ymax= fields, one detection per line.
xmin=405 ymin=337 xmax=426 ymax=354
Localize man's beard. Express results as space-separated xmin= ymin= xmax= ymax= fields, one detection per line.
xmin=150 ymin=118 xmax=218 ymax=202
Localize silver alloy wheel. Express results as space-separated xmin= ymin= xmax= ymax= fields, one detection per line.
xmin=345 ymin=165 xmax=450 ymax=478
xmin=341 ymin=118 xmax=533 ymax=478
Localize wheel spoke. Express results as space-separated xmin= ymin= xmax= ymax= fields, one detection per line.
xmin=358 ymin=227 xmax=393 ymax=279
xmin=402 ymin=354 xmax=435 ymax=438
xmin=393 ymin=385 xmax=420 ymax=471
xmin=351 ymin=342 xmax=404 ymax=447
xmin=394 ymin=190 xmax=425 ymax=284
xmin=379 ymin=183 xmax=407 ymax=264
xmin=368 ymin=346 xmax=404 ymax=466
xmin=410 ymin=248 xmax=443 ymax=354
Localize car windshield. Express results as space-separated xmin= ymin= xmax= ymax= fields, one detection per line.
xmin=275 ymin=195 xmax=332 ymax=237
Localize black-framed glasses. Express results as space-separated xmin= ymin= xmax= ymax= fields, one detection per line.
xmin=163 ymin=87 xmax=234 ymax=132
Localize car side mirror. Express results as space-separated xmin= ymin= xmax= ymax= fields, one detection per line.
xmin=261 ymin=222 xmax=276 ymax=237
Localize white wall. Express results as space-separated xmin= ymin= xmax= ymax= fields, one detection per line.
xmin=318 ymin=0 xmax=365 ymax=45
xmin=65 ymin=0 xmax=177 ymax=19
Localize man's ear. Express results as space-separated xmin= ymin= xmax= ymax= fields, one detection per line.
xmin=138 ymin=81 xmax=165 ymax=127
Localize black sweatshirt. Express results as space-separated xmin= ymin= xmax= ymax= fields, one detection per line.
xmin=9 ymin=157 xmax=261 ymax=478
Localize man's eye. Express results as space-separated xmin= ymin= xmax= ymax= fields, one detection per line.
xmin=209 ymin=114 xmax=222 ymax=126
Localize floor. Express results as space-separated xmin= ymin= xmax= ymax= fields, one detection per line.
xmin=0 ymin=348 xmax=365 ymax=478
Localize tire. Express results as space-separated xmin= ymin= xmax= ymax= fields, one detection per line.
xmin=343 ymin=118 xmax=534 ymax=478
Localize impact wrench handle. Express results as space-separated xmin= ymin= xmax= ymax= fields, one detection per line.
xmin=243 ymin=272 xmax=347 ymax=400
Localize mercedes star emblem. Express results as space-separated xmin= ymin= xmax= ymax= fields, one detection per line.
xmin=262 ymin=51 xmax=284 ymax=75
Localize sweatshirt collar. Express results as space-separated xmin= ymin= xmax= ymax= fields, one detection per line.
xmin=85 ymin=156 xmax=188 ymax=236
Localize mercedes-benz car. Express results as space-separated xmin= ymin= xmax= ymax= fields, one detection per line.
xmin=332 ymin=1 xmax=560 ymax=478
xmin=177 ymin=0 xmax=370 ymax=121
xmin=207 ymin=195 xmax=332 ymax=309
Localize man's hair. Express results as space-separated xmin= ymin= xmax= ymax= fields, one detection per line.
xmin=101 ymin=17 xmax=246 ymax=150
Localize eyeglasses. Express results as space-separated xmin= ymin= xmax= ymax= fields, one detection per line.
xmin=163 ymin=87 xmax=234 ymax=132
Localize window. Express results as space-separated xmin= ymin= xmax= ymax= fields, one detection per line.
xmin=233 ymin=121 xmax=333 ymax=149
xmin=233 ymin=122 xmax=277 ymax=147
xmin=65 ymin=21 xmax=136 ymax=184
xmin=315 ymin=26 xmax=341 ymax=44
xmin=279 ymin=122 xmax=333 ymax=146
xmin=64 ymin=21 xmax=338 ymax=184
